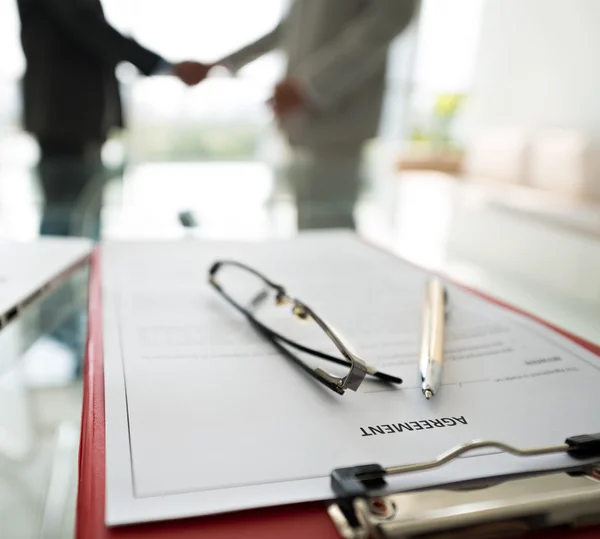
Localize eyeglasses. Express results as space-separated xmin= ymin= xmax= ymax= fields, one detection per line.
xmin=208 ymin=260 xmax=402 ymax=395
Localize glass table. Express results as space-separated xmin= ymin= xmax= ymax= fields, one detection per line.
xmin=1 ymin=160 xmax=599 ymax=539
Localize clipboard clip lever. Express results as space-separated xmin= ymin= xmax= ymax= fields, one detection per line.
xmin=329 ymin=433 xmax=600 ymax=538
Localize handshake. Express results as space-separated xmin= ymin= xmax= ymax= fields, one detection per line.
xmin=171 ymin=61 xmax=307 ymax=118
xmin=171 ymin=61 xmax=215 ymax=87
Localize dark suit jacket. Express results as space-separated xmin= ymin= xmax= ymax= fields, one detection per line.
xmin=17 ymin=0 xmax=163 ymax=145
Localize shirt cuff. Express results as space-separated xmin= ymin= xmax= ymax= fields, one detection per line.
xmin=153 ymin=59 xmax=175 ymax=75
xmin=214 ymin=58 xmax=237 ymax=75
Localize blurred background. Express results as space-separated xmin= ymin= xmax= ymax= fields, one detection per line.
xmin=0 ymin=0 xmax=487 ymax=240
xmin=1 ymin=1 xmax=600 ymax=538
xmin=2 ymin=0 xmax=599 ymax=240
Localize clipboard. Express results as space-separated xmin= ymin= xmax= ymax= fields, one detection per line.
xmin=76 ymin=244 xmax=600 ymax=539
xmin=328 ymin=437 xmax=600 ymax=538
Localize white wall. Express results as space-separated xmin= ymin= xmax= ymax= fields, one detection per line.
xmin=464 ymin=0 xmax=600 ymax=141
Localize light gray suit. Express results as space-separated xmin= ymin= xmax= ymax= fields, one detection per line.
xmin=223 ymin=0 xmax=417 ymax=229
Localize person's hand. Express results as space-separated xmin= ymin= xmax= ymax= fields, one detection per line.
xmin=270 ymin=78 xmax=306 ymax=118
xmin=173 ymin=61 xmax=212 ymax=86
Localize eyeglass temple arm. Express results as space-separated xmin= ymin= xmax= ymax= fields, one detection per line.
xmin=249 ymin=319 xmax=347 ymax=395
xmin=264 ymin=331 xmax=402 ymax=385
xmin=300 ymin=305 xmax=402 ymax=387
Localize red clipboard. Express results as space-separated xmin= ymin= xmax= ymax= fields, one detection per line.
xmin=76 ymin=247 xmax=600 ymax=539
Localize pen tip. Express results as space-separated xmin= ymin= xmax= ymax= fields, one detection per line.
xmin=424 ymin=389 xmax=433 ymax=400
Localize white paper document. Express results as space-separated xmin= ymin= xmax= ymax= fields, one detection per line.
xmin=102 ymin=232 xmax=600 ymax=525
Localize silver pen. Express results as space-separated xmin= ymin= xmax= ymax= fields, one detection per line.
xmin=419 ymin=278 xmax=447 ymax=399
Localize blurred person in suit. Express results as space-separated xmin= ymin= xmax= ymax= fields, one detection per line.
xmin=17 ymin=0 xmax=210 ymax=240
xmin=16 ymin=0 xmax=209 ymax=376
xmin=218 ymin=0 xmax=418 ymax=229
